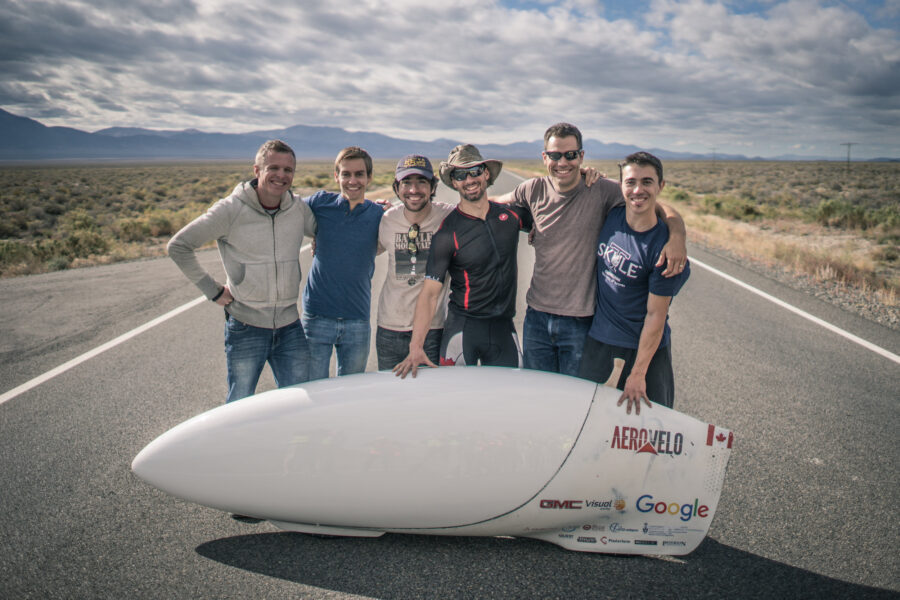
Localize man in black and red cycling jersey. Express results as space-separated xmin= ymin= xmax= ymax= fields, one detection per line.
xmin=394 ymin=144 xmax=532 ymax=378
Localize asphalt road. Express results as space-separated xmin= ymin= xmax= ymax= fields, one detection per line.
xmin=1 ymin=171 xmax=898 ymax=599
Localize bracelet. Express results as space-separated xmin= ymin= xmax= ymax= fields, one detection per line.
xmin=211 ymin=287 xmax=225 ymax=302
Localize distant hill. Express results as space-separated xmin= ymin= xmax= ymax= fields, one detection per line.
xmin=0 ymin=107 xmax=854 ymax=162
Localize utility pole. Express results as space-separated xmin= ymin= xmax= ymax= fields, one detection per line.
xmin=840 ymin=142 xmax=858 ymax=169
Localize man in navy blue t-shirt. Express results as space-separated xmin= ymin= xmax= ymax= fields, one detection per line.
xmin=578 ymin=152 xmax=690 ymax=414
xmin=302 ymin=146 xmax=383 ymax=379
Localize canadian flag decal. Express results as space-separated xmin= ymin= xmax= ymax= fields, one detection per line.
xmin=706 ymin=424 xmax=734 ymax=448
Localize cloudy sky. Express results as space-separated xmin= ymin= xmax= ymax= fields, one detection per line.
xmin=2 ymin=0 xmax=898 ymax=158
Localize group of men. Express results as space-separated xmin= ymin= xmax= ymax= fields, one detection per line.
xmin=168 ymin=123 xmax=690 ymax=415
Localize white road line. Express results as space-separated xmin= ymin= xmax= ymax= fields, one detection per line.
xmin=0 ymin=296 xmax=207 ymax=406
xmin=690 ymin=258 xmax=900 ymax=365
xmin=0 ymin=246 xmax=324 ymax=406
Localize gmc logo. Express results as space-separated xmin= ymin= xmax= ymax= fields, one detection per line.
xmin=539 ymin=499 xmax=583 ymax=509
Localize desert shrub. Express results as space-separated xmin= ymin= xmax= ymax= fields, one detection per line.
xmin=63 ymin=230 xmax=109 ymax=258
xmin=46 ymin=256 xmax=72 ymax=271
xmin=873 ymin=246 xmax=899 ymax=263
xmin=668 ymin=189 xmax=691 ymax=203
xmin=0 ymin=239 xmax=30 ymax=265
xmin=814 ymin=199 xmax=873 ymax=230
xmin=701 ymin=194 xmax=763 ymax=221
xmin=116 ymin=218 xmax=151 ymax=242
xmin=146 ymin=211 xmax=173 ymax=236
xmin=59 ymin=208 xmax=100 ymax=233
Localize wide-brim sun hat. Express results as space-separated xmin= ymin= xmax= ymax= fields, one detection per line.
xmin=439 ymin=144 xmax=503 ymax=188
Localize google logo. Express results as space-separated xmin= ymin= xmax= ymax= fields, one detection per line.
xmin=636 ymin=494 xmax=709 ymax=522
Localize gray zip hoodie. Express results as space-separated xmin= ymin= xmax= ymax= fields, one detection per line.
xmin=168 ymin=180 xmax=317 ymax=329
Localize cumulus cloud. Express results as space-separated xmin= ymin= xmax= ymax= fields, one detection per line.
xmin=0 ymin=0 xmax=897 ymax=157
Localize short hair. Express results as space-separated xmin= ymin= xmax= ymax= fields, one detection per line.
xmin=334 ymin=146 xmax=373 ymax=177
xmin=619 ymin=151 xmax=664 ymax=183
xmin=543 ymin=122 xmax=583 ymax=150
xmin=255 ymin=140 xmax=295 ymax=168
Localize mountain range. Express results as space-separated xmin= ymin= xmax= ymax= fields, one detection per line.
xmin=0 ymin=108 xmax=885 ymax=162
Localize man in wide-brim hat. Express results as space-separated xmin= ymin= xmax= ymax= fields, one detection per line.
xmin=394 ymin=144 xmax=532 ymax=379
xmin=438 ymin=143 xmax=503 ymax=188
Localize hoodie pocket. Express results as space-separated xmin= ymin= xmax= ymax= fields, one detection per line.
xmin=230 ymin=262 xmax=270 ymax=303
xmin=276 ymin=259 xmax=302 ymax=302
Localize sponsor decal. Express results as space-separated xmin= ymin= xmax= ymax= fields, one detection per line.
xmin=577 ymin=536 xmax=597 ymax=544
xmin=609 ymin=523 xmax=638 ymax=533
xmin=610 ymin=426 xmax=683 ymax=456
xmin=663 ymin=540 xmax=687 ymax=546
xmin=540 ymin=499 xmax=582 ymax=509
xmin=642 ymin=523 xmax=698 ymax=537
xmin=635 ymin=540 xmax=659 ymax=546
xmin=614 ymin=499 xmax=627 ymax=511
xmin=561 ymin=525 xmax=577 ymax=533
xmin=581 ymin=524 xmax=607 ymax=532
xmin=603 ymin=537 xmax=631 ymax=545
xmin=584 ymin=500 xmax=614 ymax=509
xmin=706 ymin=424 xmax=734 ymax=448
xmin=558 ymin=533 xmax=574 ymax=539
xmin=636 ymin=495 xmax=709 ymax=522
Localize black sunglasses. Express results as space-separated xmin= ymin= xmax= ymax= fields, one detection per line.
xmin=544 ymin=149 xmax=583 ymax=161
xmin=450 ymin=165 xmax=486 ymax=181
xmin=407 ymin=223 xmax=419 ymax=254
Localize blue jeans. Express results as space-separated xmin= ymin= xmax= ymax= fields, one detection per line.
xmin=224 ymin=314 xmax=309 ymax=403
xmin=376 ymin=326 xmax=442 ymax=371
xmin=302 ymin=314 xmax=370 ymax=380
xmin=522 ymin=307 xmax=593 ymax=376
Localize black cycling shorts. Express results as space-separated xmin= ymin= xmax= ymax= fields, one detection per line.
xmin=439 ymin=311 xmax=522 ymax=368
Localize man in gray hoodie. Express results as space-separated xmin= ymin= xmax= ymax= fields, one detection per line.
xmin=168 ymin=140 xmax=317 ymax=403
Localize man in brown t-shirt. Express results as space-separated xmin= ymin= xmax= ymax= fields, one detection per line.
xmin=494 ymin=123 xmax=688 ymax=376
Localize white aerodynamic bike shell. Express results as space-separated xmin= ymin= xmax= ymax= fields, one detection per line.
xmin=133 ymin=367 xmax=733 ymax=555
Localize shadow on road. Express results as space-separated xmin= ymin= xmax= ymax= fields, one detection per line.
xmin=196 ymin=532 xmax=895 ymax=599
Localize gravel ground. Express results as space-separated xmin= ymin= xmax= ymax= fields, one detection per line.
xmin=693 ymin=240 xmax=899 ymax=331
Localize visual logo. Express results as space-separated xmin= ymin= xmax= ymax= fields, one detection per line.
xmin=636 ymin=495 xmax=709 ymax=522
xmin=609 ymin=523 xmax=638 ymax=533
xmin=614 ymin=499 xmax=626 ymax=511
xmin=577 ymin=536 xmax=597 ymax=544
xmin=610 ymin=426 xmax=683 ymax=456
xmin=635 ymin=540 xmax=658 ymax=546
xmin=498 ymin=213 xmax=509 ymax=221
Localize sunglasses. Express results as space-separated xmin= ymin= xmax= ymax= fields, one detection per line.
xmin=450 ymin=165 xmax=486 ymax=181
xmin=544 ymin=149 xmax=583 ymax=161
xmin=407 ymin=223 xmax=420 ymax=254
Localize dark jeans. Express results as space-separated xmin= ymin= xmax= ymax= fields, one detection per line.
xmin=376 ymin=326 xmax=442 ymax=371
xmin=523 ymin=307 xmax=593 ymax=376
xmin=578 ymin=336 xmax=675 ymax=408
